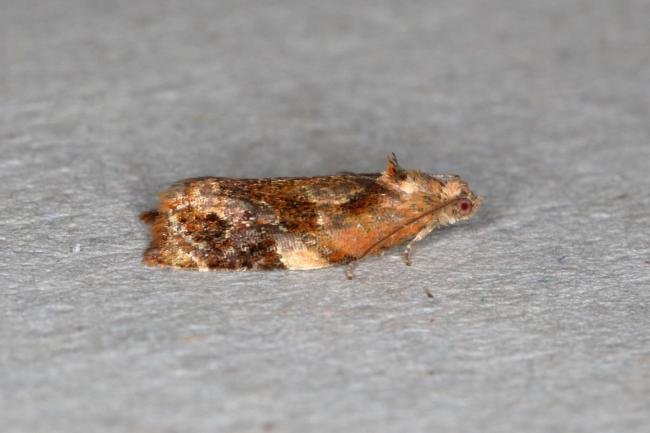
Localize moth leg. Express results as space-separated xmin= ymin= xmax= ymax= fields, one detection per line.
xmin=404 ymin=219 xmax=439 ymax=266
xmin=345 ymin=261 xmax=357 ymax=280
xmin=345 ymin=263 xmax=354 ymax=280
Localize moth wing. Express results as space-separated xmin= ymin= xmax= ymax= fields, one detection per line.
xmin=144 ymin=181 xmax=285 ymax=270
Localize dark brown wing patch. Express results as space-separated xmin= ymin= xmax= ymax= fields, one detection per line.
xmin=142 ymin=180 xmax=286 ymax=270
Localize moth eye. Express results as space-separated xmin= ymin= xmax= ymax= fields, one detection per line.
xmin=458 ymin=198 xmax=472 ymax=215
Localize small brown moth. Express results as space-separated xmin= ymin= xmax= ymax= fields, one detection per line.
xmin=140 ymin=154 xmax=481 ymax=277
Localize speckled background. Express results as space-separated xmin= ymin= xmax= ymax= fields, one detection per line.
xmin=1 ymin=1 xmax=649 ymax=432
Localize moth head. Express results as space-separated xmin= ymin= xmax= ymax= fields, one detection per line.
xmin=381 ymin=153 xmax=481 ymax=221
xmin=440 ymin=176 xmax=481 ymax=222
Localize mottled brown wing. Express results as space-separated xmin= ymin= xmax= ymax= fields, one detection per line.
xmin=141 ymin=179 xmax=286 ymax=270
xmin=141 ymin=174 xmax=392 ymax=270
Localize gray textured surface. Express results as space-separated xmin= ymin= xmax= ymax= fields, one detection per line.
xmin=1 ymin=0 xmax=650 ymax=432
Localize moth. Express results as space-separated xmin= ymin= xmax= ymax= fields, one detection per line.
xmin=140 ymin=154 xmax=481 ymax=277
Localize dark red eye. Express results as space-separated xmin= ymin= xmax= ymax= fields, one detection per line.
xmin=458 ymin=198 xmax=472 ymax=215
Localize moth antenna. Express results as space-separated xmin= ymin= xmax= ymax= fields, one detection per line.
xmin=350 ymin=198 xmax=461 ymax=274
